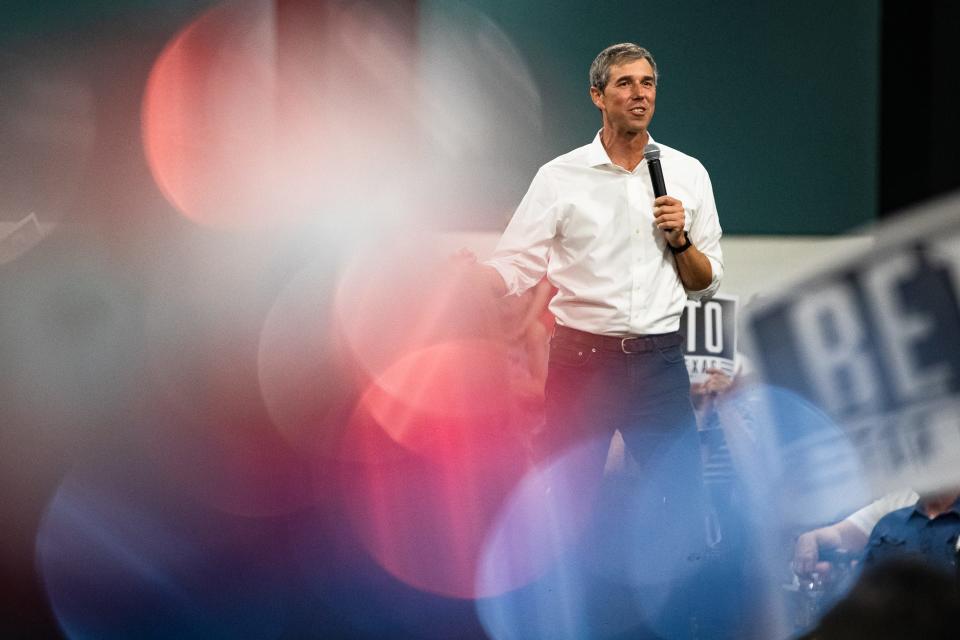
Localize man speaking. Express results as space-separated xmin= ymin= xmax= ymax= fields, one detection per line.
xmin=466 ymin=41 xmax=726 ymax=637
xmin=476 ymin=42 xmax=722 ymax=481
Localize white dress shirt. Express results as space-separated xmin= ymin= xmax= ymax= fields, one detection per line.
xmin=486 ymin=132 xmax=724 ymax=336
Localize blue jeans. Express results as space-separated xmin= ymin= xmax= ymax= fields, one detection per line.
xmin=541 ymin=330 xmax=709 ymax=638
xmin=543 ymin=330 xmax=701 ymax=482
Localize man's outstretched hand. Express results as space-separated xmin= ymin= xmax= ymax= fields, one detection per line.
xmin=450 ymin=248 xmax=507 ymax=298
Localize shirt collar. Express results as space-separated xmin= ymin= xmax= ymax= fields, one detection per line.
xmin=908 ymin=495 xmax=960 ymax=520
xmin=586 ymin=130 xmax=657 ymax=168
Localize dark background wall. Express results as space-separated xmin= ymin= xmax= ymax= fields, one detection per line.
xmin=457 ymin=0 xmax=881 ymax=234
xmin=3 ymin=1 xmax=959 ymax=234
xmin=879 ymin=3 xmax=960 ymax=217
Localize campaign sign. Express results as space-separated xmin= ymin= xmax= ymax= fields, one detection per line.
xmin=743 ymin=194 xmax=960 ymax=496
xmin=681 ymin=294 xmax=737 ymax=383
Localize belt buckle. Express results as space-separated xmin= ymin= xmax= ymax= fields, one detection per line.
xmin=621 ymin=337 xmax=634 ymax=354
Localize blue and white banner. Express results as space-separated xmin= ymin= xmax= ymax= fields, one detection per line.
xmin=743 ymin=194 xmax=960 ymax=496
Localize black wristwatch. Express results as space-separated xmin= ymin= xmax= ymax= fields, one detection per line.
xmin=669 ymin=231 xmax=693 ymax=255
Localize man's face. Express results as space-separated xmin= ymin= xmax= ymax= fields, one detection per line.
xmin=590 ymin=58 xmax=657 ymax=135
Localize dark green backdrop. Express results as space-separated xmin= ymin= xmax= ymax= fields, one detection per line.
xmin=448 ymin=0 xmax=880 ymax=234
xmin=3 ymin=0 xmax=880 ymax=234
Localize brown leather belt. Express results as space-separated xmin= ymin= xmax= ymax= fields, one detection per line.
xmin=553 ymin=325 xmax=684 ymax=354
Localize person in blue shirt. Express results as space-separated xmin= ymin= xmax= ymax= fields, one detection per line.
xmin=864 ymin=488 xmax=960 ymax=577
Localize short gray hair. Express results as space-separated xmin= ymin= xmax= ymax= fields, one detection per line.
xmin=589 ymin=43 xmax=658 ymax=91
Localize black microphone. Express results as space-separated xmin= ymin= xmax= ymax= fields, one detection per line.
xmin=644 ymin=143 xmax=667 ymax=198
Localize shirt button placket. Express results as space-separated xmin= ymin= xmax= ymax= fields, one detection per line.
xmin=628 ymin=172 xmax=644 ymax=332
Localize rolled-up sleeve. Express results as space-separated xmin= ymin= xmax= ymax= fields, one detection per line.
xmin=484 ymin=168 xmax=559 ymax=296
xmin=685 ymin=164 xmax=723 ymax=301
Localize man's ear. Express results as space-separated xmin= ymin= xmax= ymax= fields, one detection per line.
xmin=589 ymin=85 xmax=604 ymax=111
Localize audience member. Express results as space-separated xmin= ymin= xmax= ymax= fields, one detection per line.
xmin=797 ymin=558 xmax=960 ymax=640
xmin=863 ymin=488 xmax=960 ymax=576
xmin=792 ymin=489 xmax=919 ymax=579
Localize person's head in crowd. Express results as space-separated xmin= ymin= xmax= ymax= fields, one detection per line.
xmin=800 ymin=557 xmax=960 ymax=640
